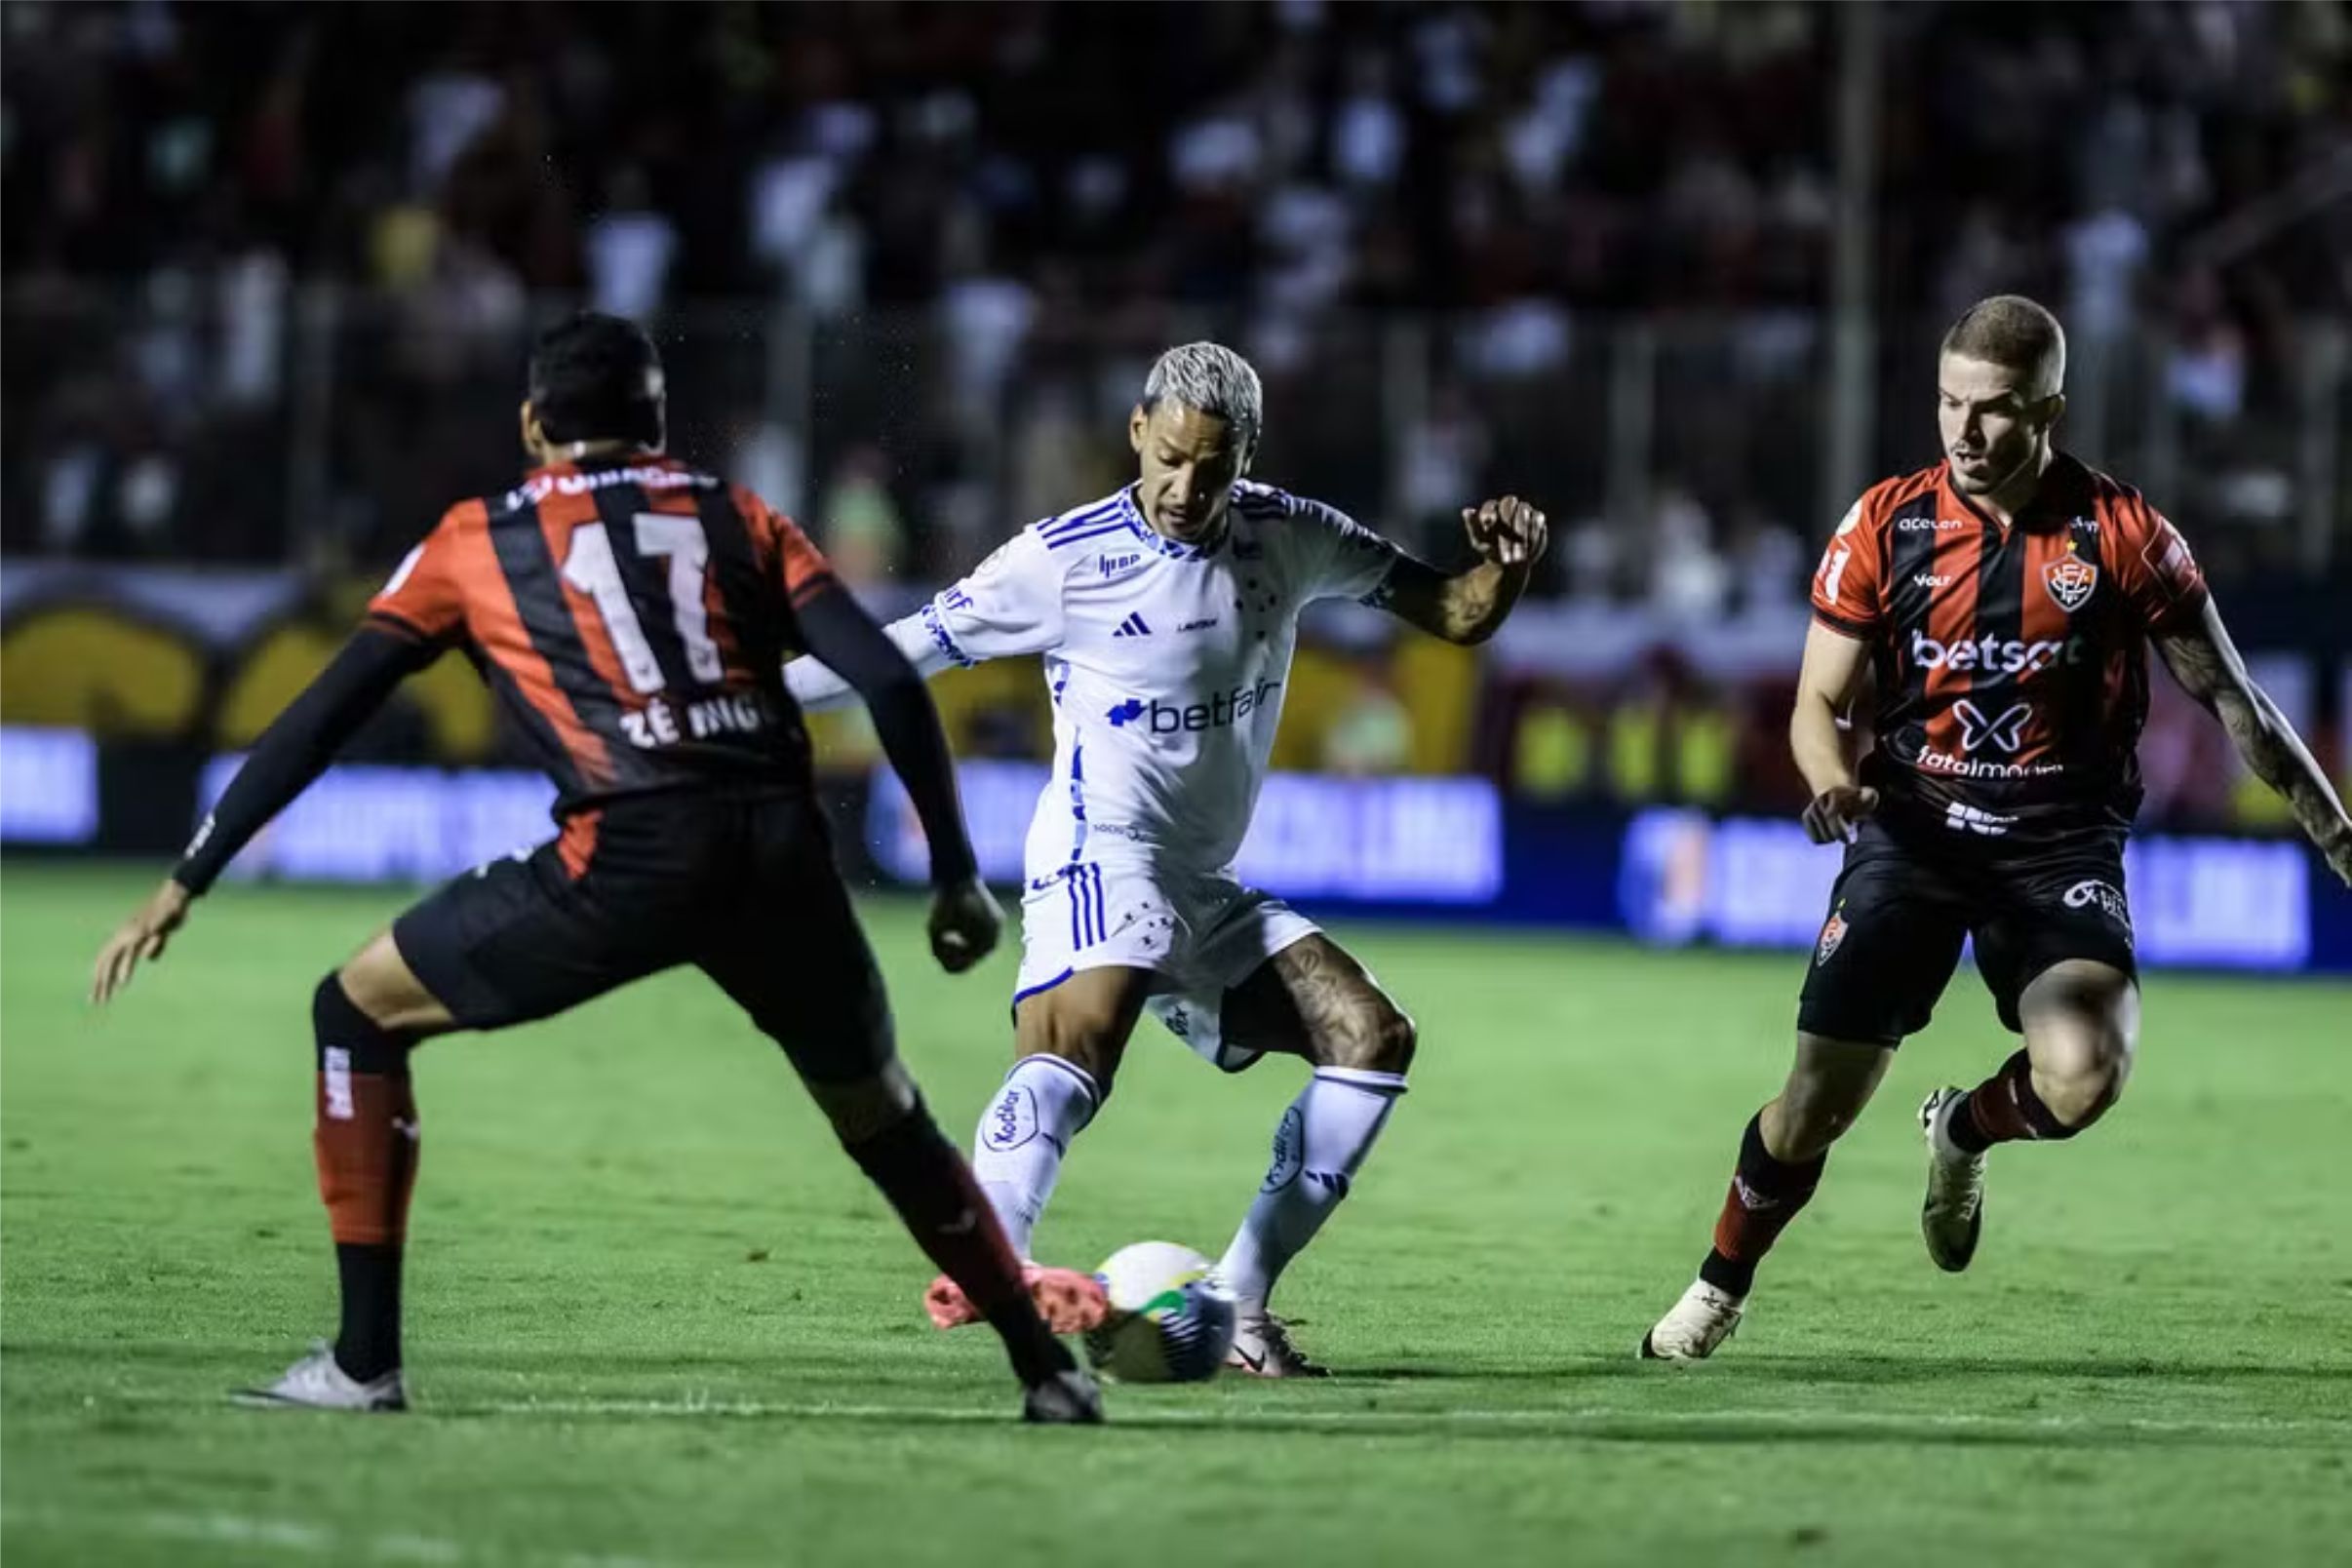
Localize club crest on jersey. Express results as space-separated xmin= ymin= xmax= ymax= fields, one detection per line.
xmin=1816 ymin=910 xmax=1849 ymax=965
xmin=2043 ymin=555 xmax=2098 ymax=613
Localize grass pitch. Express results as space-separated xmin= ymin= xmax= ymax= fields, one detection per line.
xmin=4 ymin=862 xmax=2348 ymax=1567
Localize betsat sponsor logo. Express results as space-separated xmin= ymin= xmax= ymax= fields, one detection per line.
xmin=1909 ymin=629 xmax=2087 ymax=675
xmin=1108 ymin=678 xmax=1282 ymax=734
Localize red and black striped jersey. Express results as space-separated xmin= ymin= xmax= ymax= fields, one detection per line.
xmin=369 ymin=453 xmax=835 ymax=813
xmin=1810 ymin=452 xmax=2208 ymax=836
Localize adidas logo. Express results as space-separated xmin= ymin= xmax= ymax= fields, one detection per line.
xmin=1112 ymin=613 xmax=1152 ymax=639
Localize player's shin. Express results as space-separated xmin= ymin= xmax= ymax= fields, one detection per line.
xmin=1699 ymin=1113 xmax=1827 ymax=1296
xmin=1215 ymin=1067 xmax=1406 ymax=1311
xmin=845 ymin=1099 xmax=1076 ymax=1388
xmin=311 ymin=975 xmax=420 ymax=1383
xmin=968 ymin=1054 xmax=1100 ymax=1259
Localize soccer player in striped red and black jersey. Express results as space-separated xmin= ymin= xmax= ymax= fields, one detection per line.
xmin=1642 ymin=295 xmax=2352 ymax=1360
xmin=89 ymin=312 xmax=1106 ymax=1422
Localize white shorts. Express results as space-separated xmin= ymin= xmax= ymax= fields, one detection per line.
xmin=1013 ymin=859 xmax=1320 ymax=1072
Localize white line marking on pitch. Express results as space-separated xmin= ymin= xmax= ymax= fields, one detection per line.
xmin=0 ymin=1508 xmax=680 ymax=1568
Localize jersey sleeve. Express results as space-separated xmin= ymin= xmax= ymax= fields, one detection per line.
xmin=1285 ymin=493 xmax=1403 ymax=605
xmin=2111 ymin=499 xmax=2209 ymax=635
xmin=1809 ymin=491 xmax=1886 ymax=639
xmin=366 ymin=503 xmax=476 ymax=646
xmin=919 ymin=529 xmax=1066 ymax=665
xmin=732 ymin=486 xmax=838 ymax=608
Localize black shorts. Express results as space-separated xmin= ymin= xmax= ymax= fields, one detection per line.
xmin=1796 ymin=817 xmax=2136 ymax=1045
xmin=393 ymin=789 xmax=892 ymax=1083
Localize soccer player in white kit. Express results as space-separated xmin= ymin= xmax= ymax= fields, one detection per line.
xmin=787 ymin=344 xmax=1547 ymax=1374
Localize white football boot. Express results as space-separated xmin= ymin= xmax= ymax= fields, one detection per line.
xmin=1639 ymin=1280 xmax=1745 ymax=1361
xmin=1226 ymin=1311 xmax=1329 ymax=1378
xmin=233 ymin=1344 xmax=407 ymax=1412
xmin=1022 ymin=1365 xmax=1105 ymax=1424
xmin=1919 ymin=1086 xmax=1987 ymax=1273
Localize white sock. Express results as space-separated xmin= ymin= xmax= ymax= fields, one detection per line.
xmin=1215 ymin=1067 xmax=1406 ymax=1312
xmin=968 ymin=1055 xmax=1099 ymax=1260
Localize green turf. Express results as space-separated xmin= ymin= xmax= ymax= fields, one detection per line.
xmin=4 ymin=862 xmax=2348 ymax=1567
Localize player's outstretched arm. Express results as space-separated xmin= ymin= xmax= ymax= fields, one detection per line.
xmin=1791 ymin=620 xmax=1878 ymax=844
xmin=794 ymin=583 xmax=1001 ymax=971
xmin=783 ymin=612 xmax=953 ymax=713
xmin=1376 ymin=496 xmax=1548 ymax=646
xmin=2156 ymin=600 xmax=2352 ymax=886
xmin=90 ymin=626 xmax=433 ymax=1003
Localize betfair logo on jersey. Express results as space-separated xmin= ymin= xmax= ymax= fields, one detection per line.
xmin=1107 ymin=678 xmax=1283 ymax=733
xmin=1909 ymin=630 xmax=2088 ymax=675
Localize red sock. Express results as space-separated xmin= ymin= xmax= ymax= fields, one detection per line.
xmin=312 ymin=976 xmax=417 ymax=1380
xmin=315 ymin=1062 xmax=420 ymax=1245
xmin=1699 ymin=1113 xmax=1825 ymax=1296
xmin=1956 ymin=1049 xmax=2076 ymax=1147
xmin=846 ymin=1106 xmax=1070 ymax=1385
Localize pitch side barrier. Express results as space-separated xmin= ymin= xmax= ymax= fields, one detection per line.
xmin=3 ymin=728 xmax=2343 ymax=975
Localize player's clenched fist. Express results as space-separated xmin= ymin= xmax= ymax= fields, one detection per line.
xmin=927 ymin=876 xmax=1004 ymax=974
xmin=1801 ymin=785 xmax=1880 ymax=845
xmin=1462 ymin=496 xmax=1548 ymax=568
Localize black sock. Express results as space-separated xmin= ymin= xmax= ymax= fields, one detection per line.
xmin=1944 ymin=1096 xmax=1994 ymax=1154
xmin=843 ymin=1103 xmax=1076 ymax=1390
xmin=1696 ymin=1114 xmax=1825 ymax=1297
xmin=334 ymin=1241 xmax=403 ymax=1381
xmin=986 ymin=1303 xmax=1078 ymax=1388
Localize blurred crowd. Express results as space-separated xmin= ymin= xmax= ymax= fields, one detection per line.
xmin=6 ymin=0 xmax=2348 ymax=602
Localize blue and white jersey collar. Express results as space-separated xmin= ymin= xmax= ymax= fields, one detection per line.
xmin=1117 ymin=486 xmax=1229 ymax=561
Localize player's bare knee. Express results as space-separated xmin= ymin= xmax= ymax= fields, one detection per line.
xmin=2038 ymin=1027 xmax=2134 ymax=1130
xmin=1313 ymin=999 xmax=1415 ymax=1074
xmin=1015 ymin=1011 xmax=1125 ymax=1091
xmin=2020 ymin=963 xmax=2137 ymax=1131
xmin=335 ymin=931 xmax=455 ymax=1039
xmin=2041 ymin=1068 xmax=2117 ymax=1130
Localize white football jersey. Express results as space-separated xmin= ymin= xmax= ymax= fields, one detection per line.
xmin=786 ymin=481 xmax=1401 ymax=879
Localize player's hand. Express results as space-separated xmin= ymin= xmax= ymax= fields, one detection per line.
xmin=1801 ymin=785 xmax=1881 ymax=845
xmin=927 ymin=877 xmax=1003 ymax=975
xmin=1462 ymin=496 xmax=1548 ymax=568
xmin=90 ymin=878 xmax=193 ymax=1006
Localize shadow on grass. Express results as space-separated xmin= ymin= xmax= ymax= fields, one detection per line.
xmin=1344 ymin=1353 xmax=2352 ymax=1387
xmin=404 ymin=1402 xmax=2350 ymax=1453
xmin=15 ymin=1338 xmax=2352 ymax=1389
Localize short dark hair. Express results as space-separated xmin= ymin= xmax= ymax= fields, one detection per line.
xmin=1940 ymin=295 xmax=2066 ymax=399
xmin=528 ymin=311 xmax=665 ymax=448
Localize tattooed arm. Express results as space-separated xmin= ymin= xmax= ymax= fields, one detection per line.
xmin=1377 ymin=496 xmax=1548 ymax=647
xmin=2155 ymin=599 xmax=2352 ymax=887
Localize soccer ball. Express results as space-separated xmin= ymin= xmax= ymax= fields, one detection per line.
xmin=1082 ymin=1241 xmax=1236 ymax=1384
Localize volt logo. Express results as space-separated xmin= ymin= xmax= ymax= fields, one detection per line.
xmin=1954 ymin=700 xmax=2031 ymax=754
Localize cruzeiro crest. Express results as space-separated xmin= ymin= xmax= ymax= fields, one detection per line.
xmin=2043 ymin=553 xmax=2098 ymax=613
